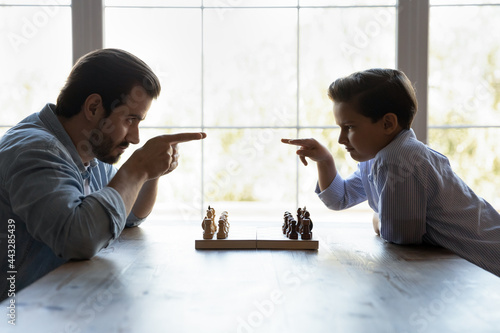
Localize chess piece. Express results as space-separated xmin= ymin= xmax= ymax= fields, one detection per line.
xmin=217 ymin=211 xmax=230 ymax=239
xmin=202 ymin=217 xmax=216 ymax=239
xmin=283 ymin=211 xmax=291 ymax=234
xmin=289 ymin=219 xmax=298 ymax=239
xmin=296 ymin=207 xmax=304 ymax=235
xmin=202 ymin=206 xmax=217 ymax=239
xmin=301 ymin=217 xmax=312 ymax=240
xmin=303 ymin=209 xmax=313 ymax=231
xmin=287 ymin=217 xmax=295 ymax=238
xmin=207 ymin=206 xmax=216 ymax=223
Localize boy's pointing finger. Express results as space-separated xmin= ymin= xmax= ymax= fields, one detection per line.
xmin=281 ymin=138 xmax=311 ymax=147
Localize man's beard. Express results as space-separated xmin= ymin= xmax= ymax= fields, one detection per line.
xmin=90 ymin=132 xmax=128 ymax=164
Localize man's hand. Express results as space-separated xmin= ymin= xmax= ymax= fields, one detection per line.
xmin=109 ymin=132 xmax=206 ymax=216
xmin=130 ymin=132 xmax=207 ymax=180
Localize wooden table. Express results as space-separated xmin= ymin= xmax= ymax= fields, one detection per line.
xmin=2 ymin=218 xmax=500 ymax=333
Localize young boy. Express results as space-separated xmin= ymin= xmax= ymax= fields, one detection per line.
xmin=282 ymin=68 xmax=500 ymax=277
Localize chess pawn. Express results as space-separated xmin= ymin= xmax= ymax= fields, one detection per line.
xmin=304 ymin=210 xmax=313 ymax=231
xmin=289 ymin=219 xmax=298 ymax=240
xmin=217 ymin=211 xmax=229 ymax=239
xmin=301 ymin=218 xmax=312 ymax=240
xmin=217 ymin=219 xmax=227 ymax=239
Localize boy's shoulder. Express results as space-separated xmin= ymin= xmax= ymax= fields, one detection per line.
xmin=377 ymin=129 xmax=426 ymax=159
xmin=374 ymin=129 xmax=450 ymax=172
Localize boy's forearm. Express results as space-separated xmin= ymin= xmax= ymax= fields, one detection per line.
xmin=317 ymin=157 xmax=337 ymax=192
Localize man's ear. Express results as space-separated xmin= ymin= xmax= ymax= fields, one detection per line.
xmin=82 ymin=94 xmax=104 ymax=122
xmin=382 ymin=113 xmax=399 ymax=134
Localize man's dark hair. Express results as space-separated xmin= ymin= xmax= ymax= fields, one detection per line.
xmin=55 ymin=48 xmax=161 ymax=118
xmin=328 ymin=68 xmax=417 ymax=129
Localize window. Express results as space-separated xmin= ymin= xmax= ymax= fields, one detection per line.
xmin=104 ymin=0 xmax=396 ymax=221
xmin=428 ymin=0 xmax=500 ymax=207
xmin=2 ymin=1 xmax=498 ymax=221
xmin=0 ymin=0 xmax=72 ymax=136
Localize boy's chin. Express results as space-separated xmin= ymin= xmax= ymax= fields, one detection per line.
xmin=349 ymin=152 xmax=374 ymax=162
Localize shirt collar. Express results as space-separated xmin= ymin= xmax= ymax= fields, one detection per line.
xmin=38 ymin=103 xmax=99 ymax=174
xmin=374 ymin=128 xmax=416 ymax=159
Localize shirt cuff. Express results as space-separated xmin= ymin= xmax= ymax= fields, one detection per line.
xmin=88 ymin=186 xmax=127 ymax=239
xmin=126 ymin=212 xmax=147 ymax=228
xmin=315 ymin=173 xmax=348 ymax=210
xmin=316 ymin=173 xmax=344 ymax=197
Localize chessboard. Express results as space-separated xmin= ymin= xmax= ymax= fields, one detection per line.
xmin=195 ymin=226 xmax=319 ymax=250
xmin=195 ymin=206 xmax=318 ymax=250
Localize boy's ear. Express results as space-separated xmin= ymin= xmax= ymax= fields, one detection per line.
xmin=382 ymin=113 xmax=399 ymax=133
xmin=82 ymin=94 xmax=104 ymax=122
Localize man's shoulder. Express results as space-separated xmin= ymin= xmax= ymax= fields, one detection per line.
xmin=0 ymin=118 xmax=60 ymax=153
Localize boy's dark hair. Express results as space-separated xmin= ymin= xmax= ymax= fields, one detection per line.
xmin=55 ymin=48 xmax=161 ymax=118
xmin=328 ymin=68 xmax=417 ymax=129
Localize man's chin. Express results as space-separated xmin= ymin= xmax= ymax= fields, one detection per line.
xmin=97 ymin=154 xmax=121 ymax=165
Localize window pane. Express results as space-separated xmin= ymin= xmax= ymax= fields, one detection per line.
xmin=431 ymin=0 xmax=500 ymax=5
xmin=203 ymin=128 xmax=296 ymax=220
xmin=203 ymin=8 xmax=297 ymax=127
xmin=429 ymin=5 xmax=500 ymax=126
xmin=429 ymin=128 xmax=500 ymax=207
xmin=299 ymin=7 xmax=396 ymax=126
xmin=105 ymin=0 xmax=201 ymax=7
xmin=203 ymin=0 xmax=297 ymax=6
xmin=428 ymin=4 xmax=500 ymax=209
xmin=299 ymin=0 xmax=396 ymax=6
xmin=105 ymin=7 xmax=202 ymax=128
xmin=115 ymin=127 xmax=204 ymax=221
xmin=0 ymin=1 xmax=70 ymax=5
xmin=0 ymin=5 xmax=71 ymax=125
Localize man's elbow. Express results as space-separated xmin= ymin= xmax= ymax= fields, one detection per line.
xmin=58 ymin=238 xmax=108 ymax=260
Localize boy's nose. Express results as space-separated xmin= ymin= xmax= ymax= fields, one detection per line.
xmin=338 ymin=130 xmax=348 ymax=145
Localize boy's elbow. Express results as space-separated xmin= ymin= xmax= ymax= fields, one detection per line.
xmin=380 ymin=231 xmax=423 ymax=245
xmin=324 ymin=199 xmax=353 ymax=211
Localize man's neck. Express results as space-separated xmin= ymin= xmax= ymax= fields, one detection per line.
xmin=57 ymin=114 xmax=94 ymax=165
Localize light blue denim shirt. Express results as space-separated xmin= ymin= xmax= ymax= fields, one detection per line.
xmin=0 ymin=104 xmax=144 ymax=300
xmin=316 ymin=129 xmax=500 ymax=277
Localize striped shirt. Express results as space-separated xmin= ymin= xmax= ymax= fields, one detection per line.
xmin=316 ymin=129 xmax=500 ymax=277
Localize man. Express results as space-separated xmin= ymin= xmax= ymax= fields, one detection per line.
xmin=0 ymin=48 xmax=206 ymax=300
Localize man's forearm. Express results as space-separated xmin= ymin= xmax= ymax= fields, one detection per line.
xmin=107 ymin=165 xmax=148 ymax=216
xmin=131 ymin=178 xmax=159 ymax=219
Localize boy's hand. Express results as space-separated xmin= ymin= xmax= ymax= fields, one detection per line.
xmin=281 ymin=138 xmax=333 ymax=166
xmin=282 ymin=137 xmax=337 ymax=191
